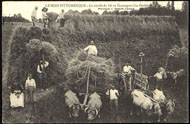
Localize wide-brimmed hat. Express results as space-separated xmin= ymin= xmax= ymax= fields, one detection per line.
xmin=42 ymin=7 xmax=48 ymax=12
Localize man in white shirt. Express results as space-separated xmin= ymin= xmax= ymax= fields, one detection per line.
xmin=42 ymin=7 xmax=49 ymax=28
xmin=31 ymin=6 xmax=38 ymax=26
xmin=122 ymin=62 xmax=135 ymax=91
xmin=37 ymin=60 xmax=49 ymax=90
xmin=25 ymin=73 xmax=36 ymax=104
xmin=84 ymin=41 xmax=98 ymax=56
xmin=154 ymin=67 xmax=166 ymax=90
xmin=57 ymin=9 xmax=65 ymax=27
xmin=106 ymin=85 xmax=119 ymax=117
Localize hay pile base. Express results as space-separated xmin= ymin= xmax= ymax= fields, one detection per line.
xmin=65 ymin=50 xmax=115 ymax=93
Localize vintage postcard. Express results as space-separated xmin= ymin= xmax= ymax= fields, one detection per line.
xmin=2 ymin=1 xmax=188 ymax=123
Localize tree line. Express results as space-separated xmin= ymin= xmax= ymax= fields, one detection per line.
xmin=3 ymin=13 xmax=30 ymax=23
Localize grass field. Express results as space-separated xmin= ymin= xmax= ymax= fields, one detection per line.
xmin=2 ymin=22 xmax=189 ymax=123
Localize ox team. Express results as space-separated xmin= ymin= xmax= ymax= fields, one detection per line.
xmin=9 ymin=6 xmax=176 ymax=122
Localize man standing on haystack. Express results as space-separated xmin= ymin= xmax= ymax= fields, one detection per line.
xmin=122 ymin=61 xmax=135 ymax=91
xmin=57 ymin=9 xmax=65 ymax=27
xmin=42 ymin=7 xmax=49 ymax=28
xmin=84 ymin=41 xmax=98 ymax=56
xmin=31 ymin=6 xmax=38 ymax=26
xmin=37 ymin=59 xmax=49 ymax=91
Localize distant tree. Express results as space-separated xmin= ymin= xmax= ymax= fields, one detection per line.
xmin=14 ymin=14 xmax=17 ymax=18
xmin=182 ymin=1 xmax=188 ymax=12
xmin=171 ymin=1 xmax=175 ymax=10
xmin=93 ymin=11 xmax=99 ymax=15
xmin=112 ymin=10 xmax=120 ymax=15
xmin=120 ymin=11 xmax=129 ymax=15
xmin=167 ymin=1 xmax=171 ymax=9
xmin=152 ymin=1 xmax=161 ymax=8
xmin=102 ymin=10 xmax=109 ymax=15
xmin=17 ymin=13 xmax=22 ymax=18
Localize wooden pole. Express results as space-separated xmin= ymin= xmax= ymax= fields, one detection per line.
xmin=140 ymin=56 xmax=143 ymax=89
xmin=83 ymin=66 xmax=91 ymax=105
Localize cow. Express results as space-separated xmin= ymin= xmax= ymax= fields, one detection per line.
xmin=130 ymin=89 xmax=162 ymax=122
xmin=84 ymin=92 xmax=102 ymax=121
xmin=64 ymin=90 xmax=81 ymax=118
xmin=152 ymin=89 xmax=175 ymax=122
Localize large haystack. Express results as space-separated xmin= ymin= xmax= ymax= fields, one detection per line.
xmin=7 ymin=26 xmax=67 ymax=86
xmin=65 ymin=50 xmax=115 ymax=93
xmin=62 ymin=15 xmax=182 ymax=75
xmin=7 ymin=15 xmax=182 ymax=87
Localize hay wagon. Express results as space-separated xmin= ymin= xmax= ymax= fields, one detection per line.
xmin=66 ymin=51 xmax=115 ymax=106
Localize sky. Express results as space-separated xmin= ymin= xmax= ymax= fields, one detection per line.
xmin=3 ymin=1 xmax=184 ymax=21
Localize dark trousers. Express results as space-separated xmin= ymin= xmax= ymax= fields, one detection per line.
xmin=31 ymin=17 xmax=36 ymax=26
xmin=156 ymin=80 xmax=163 ymax=90
xmin=60 ymin=19 xmax=65 ymax=27
xmin=110 ymin=99 xmax=119 ymax=117
xmin=38 ymin=73 xmax=48 ymax=89
xmin=27 ymin=86 xmax=35 ymax=103
xmin=43 ymin=18 xmax=48 ymax=28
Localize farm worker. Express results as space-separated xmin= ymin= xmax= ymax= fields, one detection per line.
xmin=31 ymin=6 xmax=38 ymax=26
xmin=122 ymin=61 xmax=135 ymax=91
xmin=25 ymin=73 xmax=36 ymax=104
xmin=42 ymin=7 xmax=49 ymax=28
xmin=106 ymin=84 xmax=119 ymax=117
xmin=154 ymin=67 xmax=167 ymax=90
xmin=37 ymin=60 xmax=49 ymax=90
xmin=84 ymin=41 xmax=98 ymax=56
xmin=57 ymin=9 xmax=65 ymax=27
xmin=10 ymin=81 xmax=24 ymax=108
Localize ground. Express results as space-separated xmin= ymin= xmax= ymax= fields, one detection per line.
xmin=2 ymin=22 xmax=189 ymax=123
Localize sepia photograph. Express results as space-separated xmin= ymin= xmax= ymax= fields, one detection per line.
xmin=2 ymin=1 xmax=189 ymax=123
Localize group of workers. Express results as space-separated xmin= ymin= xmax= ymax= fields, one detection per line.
xmin=31 ymin=6 xmax=65 ymax=28
xmin=9 ymin=59 xmax=49 ymax=108
xmin=84 ymin=40 xmax=135 ymax=115
xmin=9 ymin=39 xmax=134 ymax=116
